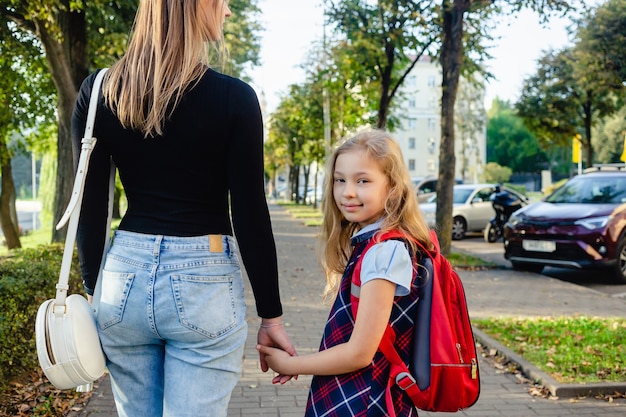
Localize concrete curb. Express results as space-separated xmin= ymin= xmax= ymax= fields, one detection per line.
xmin=473 ymin=327 xmax=626 ymax=398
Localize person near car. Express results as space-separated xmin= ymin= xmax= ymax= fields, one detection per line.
xmin=70 ymin=1 xmax=295 ymax=416
xmin=257 ymin=130 xmax=433 ymax=416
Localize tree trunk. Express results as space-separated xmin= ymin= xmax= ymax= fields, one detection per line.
xmin=0 ymin=141 xmax=22 ymax=249
xmin=583 ymin=94 xmax=594 ymax=168
xmin=376 ymin=42 xmax=396 ymax=129
xmin=437 ymin=0 xmax=470 ymax=255
xmin=34 ymin=3 xmax=88 ymax=242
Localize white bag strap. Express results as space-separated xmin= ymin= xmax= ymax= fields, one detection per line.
xmin=54 ymin=68 xmax=112 ymax=311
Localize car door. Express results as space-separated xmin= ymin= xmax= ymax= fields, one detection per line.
xmin=466 ymin=187 xmax=495 ymax=230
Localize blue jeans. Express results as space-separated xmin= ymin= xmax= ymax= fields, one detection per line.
xmin=96 ymin=230 xmax=248 ymax=417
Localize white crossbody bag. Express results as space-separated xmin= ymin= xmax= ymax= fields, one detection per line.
xmin=35 ymin=68 xmax=114 ymax=391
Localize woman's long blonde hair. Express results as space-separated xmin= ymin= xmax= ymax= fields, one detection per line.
xmin=319 ymin=129 xmax=433 ymax=294
xmin=102 ymin=0 xmax=228 ymax=138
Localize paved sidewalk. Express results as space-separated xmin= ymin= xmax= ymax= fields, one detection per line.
xmin=75 ymin=204 xmax=625 ymax=417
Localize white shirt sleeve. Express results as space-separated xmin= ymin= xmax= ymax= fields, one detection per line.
xmin=360 ymin=240 xmax=413 ymax=296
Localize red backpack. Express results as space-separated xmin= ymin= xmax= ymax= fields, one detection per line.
xmin=351 ymin=229 xmax=480 ymax=414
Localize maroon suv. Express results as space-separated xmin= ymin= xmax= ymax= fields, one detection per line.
xmin=503 ymin=166 xmax=626 ymax=284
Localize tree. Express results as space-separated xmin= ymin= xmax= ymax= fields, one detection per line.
xmin=0 ymin=23 xmax=56 ymax=249
xmin=435 ymin=0 xmax=576 ymax=254
xmin=576 ymin=0 xmax=626 ymax=87
xmin=592 ymin=105 xmax=626 ymax=164
xmin=1 ymin=0 xmax=123 ymax=242
xmin=516 ymin=47 xmax=620 ymax=168
xmin=486 ymin=98 xmax=548 ymax=174
xmin=0 ymin=0 xmax=261 ymax=243
xmin=324 ymin=0 xmax=437 ymax=129
xmin=321 ymin=0 xmax=577 ymax=253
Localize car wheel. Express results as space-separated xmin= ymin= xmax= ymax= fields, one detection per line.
xmin=451 ymin=216 xmax=467 ymax=240
xmin=511 ymin=261 xmax=544 ymax=274
xmin=612 ymin=237 xmax=626 ymax=284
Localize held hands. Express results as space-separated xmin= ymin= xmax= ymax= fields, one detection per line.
xmin=257 ymin=317 xmax=298 ymax=384
xmin=256 ymin=344 xmax=294 ymax=384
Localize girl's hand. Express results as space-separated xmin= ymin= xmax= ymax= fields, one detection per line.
xmin=256 ymin=344 xmax=295 ymax=384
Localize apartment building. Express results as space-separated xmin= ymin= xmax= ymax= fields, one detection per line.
xmin=392 ymin=55 xmax=486 ymax=184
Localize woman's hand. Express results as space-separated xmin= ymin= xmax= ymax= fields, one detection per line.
xmin=257 ymin=317 xmax=298 ymax=384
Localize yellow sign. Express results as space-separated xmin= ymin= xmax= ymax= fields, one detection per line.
xmin=620 ymin=133 xmax=626 ymax=162
xmin=572 ymin=135 xmax=581 ymax=163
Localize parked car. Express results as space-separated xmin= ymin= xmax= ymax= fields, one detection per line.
xmin=413 ymin=176 xmax=463 ymax=203
xmin=420 ymin=183 xmax=528 ymax=240
xmin=503 ymin=166 xmax=626 ymax=284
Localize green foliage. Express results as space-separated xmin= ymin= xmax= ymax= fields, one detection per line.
xmin=592 ymin=105 xmax=626 ymax=164
xmin=481 ymin=162 xmax=512 ymax=183
xmin=474 ymin=316 xmax=626 ymax=383
xmin=575 ymin=0 xmax=626 ymax=95
xmin=486 ymin=98 xmax=548 ymax=173
xmin=0 ymin=244 xmax=82 ymax=390
xmin=223 ymin=0 xmax=262 ymax=80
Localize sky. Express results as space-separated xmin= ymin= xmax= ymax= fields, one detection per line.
xmin=249 ymin=0 xmax=598 ymax=113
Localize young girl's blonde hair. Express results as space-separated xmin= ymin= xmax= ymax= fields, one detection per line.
xmin=102 ymin=0 xmax=229 ymax=138
xmin=319 ymin=129 xmax=433 ymax=294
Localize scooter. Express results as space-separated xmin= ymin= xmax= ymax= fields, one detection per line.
xmin=484 ymin=186 xmax=524 ymax=243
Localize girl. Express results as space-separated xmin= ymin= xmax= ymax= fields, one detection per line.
xmin=257 ymin=130 xmax=433 ymax=416
xmin=71 ymin=1 xmax=294 ymax=416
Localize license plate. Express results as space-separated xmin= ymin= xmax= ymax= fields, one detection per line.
xmin=522 ymin=240 xmax=556 ymax=252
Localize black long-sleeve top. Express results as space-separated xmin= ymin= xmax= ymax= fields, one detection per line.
xmin=70 ymin=68 xmax=282 ymax=318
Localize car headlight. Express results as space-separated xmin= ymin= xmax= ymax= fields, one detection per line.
xmin=507 ymin=213 xmax=522 ymax=227
xmin=575 ymin=216 xmax=609 ymax=230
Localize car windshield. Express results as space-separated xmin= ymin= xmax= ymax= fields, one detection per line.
xmin=427 ymin=188 xmax=474 ymax=204
xmin=453 ymin=188 xmax=474 ymax=204
xmin=547 ymin=176 xmax=626 ymax=204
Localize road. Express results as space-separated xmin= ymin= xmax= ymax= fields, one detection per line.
xmin=0 ymin=201 xmax=42 ymax=238
xmin=452 ymin=233 xmax=626 ymax=299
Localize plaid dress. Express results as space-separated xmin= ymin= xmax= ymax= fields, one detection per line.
xmin=304 ymin=229 xmax=420 ymax=417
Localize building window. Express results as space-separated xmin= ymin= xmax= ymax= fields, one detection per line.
xmin=427 ymin=159 xmax=436 ymax=172
xmin=428 ymin=76 xmax=436 ymax=87
xmin=408 ymin=137 xmax=416 ymax=149
xmin=429 ymin=96 xmax=436 ymax=108
xmin=409 ymin=98 xmax=416 ymax=108
xmin=408 ymin=159 xmax=415 ymax=171
xmin=428 ymin=118 xmax=436 ymax=129
xmin=408 ymin=118 xmax=416 ymax=129
xmin=428 ymin=137 xmax=436 ymax=154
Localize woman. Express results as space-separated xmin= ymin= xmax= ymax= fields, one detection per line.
xmin=70 ymin=1 xmax=295 ymax=416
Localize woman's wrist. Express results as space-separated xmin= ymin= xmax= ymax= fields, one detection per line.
xmin=260 ymin=317 xmax=283 ymax=328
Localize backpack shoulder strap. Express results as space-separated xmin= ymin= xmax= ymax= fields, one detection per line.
xmin=350 ymin=229 xmax=411 ymax=319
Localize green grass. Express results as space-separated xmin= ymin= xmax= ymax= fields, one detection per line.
xmin=0 ymin=226 xmax=51 ymax=257
xmin=448 ymin=251 xmax=497 ymax=268
xmin=473 ymin=316 xmax=626 ymax=383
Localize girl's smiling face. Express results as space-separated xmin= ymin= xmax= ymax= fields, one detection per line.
xmin=333 ymin=149 xmax=390 ymax=227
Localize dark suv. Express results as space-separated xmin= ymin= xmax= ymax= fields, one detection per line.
xmin=503 ymin=165 xmax=626 ymax=284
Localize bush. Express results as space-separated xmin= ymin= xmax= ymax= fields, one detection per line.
xmin=0 ymin=245 xmax=82 ymax=391
xmin=481 ymin=162 xmax=512 ymax=184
